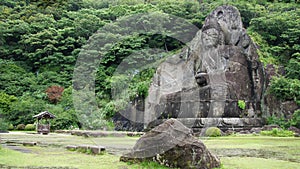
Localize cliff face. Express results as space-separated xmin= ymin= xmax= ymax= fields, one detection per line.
xmin=113 ymin=5 xmax=266 ymax=132
xmin=144 ymin=5 xmax=265 ymax=129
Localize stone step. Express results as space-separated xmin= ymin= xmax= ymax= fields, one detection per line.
xmin=22 ymin=142 xmax=37 ymax=146
xmin=66 ymin=145 xmax=106 ymax=155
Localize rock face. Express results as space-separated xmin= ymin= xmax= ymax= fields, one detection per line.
xmin=144 ymin=5 xmax=265 ymax=131
xmin=120 ymin=119 xmax=220 ymax=169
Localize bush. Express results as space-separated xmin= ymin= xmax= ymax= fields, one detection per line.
xmin=205 ymin=127 xmax=222 ymax=137
xmin=260 ymin=128 xmax=294 ymax=137
xmin=25 ymin=124 xmax=35 ymax=131
xmin=268 ymin=76 xmax=300 ymax=103
xmin=8 ymin=124 xmax=14 ymax=130
xmin=16 ymin=124 xmax=25 ymax=130
xmin=266 ymin=115 xmax=289 ymax=129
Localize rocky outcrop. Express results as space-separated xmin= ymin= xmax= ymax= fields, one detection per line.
xmin=144 ymin=5 xmax=265 ymax=131
xmin=113 ymin=5 xmax=267 ymax=132
xmin=120 ymin=119 xmax=220 ymax=169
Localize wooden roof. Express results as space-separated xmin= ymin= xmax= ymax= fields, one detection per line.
xmin=33 ymin=111 xmax=56 ymax=119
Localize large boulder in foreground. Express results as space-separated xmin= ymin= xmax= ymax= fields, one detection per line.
xmin=120 ymin=119 xmax=220 ymax=169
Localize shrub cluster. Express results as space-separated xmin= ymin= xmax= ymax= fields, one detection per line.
xmin=260 ymin=128 xmax=294 ymax=137
xmin=268 ymin=77 xmax=300 ymax=105
xmin=16 ymin=124 xmax=26 ymax=130
xmin=8 ymin=124 xmax=14 ymax=130
xmin=25 ymin=124 xmax=36 ymax=131
xmin=205 ymin=127 xmax=222 ymax=137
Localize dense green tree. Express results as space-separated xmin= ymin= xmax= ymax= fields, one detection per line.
xmin=8 ymin=96 xmax=46 ymax=126
xmin=0 ymin=0 xmax=299 ymax=129
xmin=0 ymin=92 xmax=17 ymax=115
xmin=0 ymin=60 xmax=36 ymax=96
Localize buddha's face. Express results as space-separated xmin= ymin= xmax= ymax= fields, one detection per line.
xmin=202 ymin=28 xmax=219 ymax=48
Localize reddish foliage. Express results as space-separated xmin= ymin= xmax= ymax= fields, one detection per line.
xmin=45 ymin=86 xmax=64 ymax=104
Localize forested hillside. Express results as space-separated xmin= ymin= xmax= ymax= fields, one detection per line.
xmin=0 ymin=0 xmax=299 ymax=130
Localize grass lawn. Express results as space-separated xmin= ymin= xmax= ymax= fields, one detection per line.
xmin=0 ymin=132 xmax=299 ymax=169
xmin=0 ymin=146 xmax=126 ymax=169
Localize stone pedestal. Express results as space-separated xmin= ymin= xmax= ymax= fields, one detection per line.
xmin=148 ymin=118 xmax=264 ymax=133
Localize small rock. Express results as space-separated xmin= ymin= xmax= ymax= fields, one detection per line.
xmin=288 ymin=126 xmax=300 ymax=134
xmin=262 ymin=124 xmax=281 ymax=131
xmin=239 ymin=130 xmax=250 ymax=134
xmin=225 ymin=130 xmax=235 ymax=136
xmin=250 ymin=127 xmax=262 ymax=134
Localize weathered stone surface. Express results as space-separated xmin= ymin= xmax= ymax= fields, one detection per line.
xmin=250 ymin=127 xmax=262 ymax=134
xmin=148 ymin=118 xmax=263 ymax=134
xmin=288 ymin=126 xmax=300 ymax=135
xmin=120 ymin=119 xmax=220 ymax=169
xmin=113 ymin=97 xmax=145 ymax=132
xmin=143 ymin=5 xmax=265 ymax=131
xmin=239 ymin=130 xmax=250 ymax=134
xmin=262 ymin=125 xmax=281 ymax=131
xmin=22 ymin=142 xmax=37 ymax=146
xmin=114 ymin=5 xmax=266 ymax=132
xmin=89 ymin=146 xmax=106 ymax=154
xmin=66 ymin=145 xmax=106 ymax=154
xmin=262 ymin=64 xmax=299 ymax=122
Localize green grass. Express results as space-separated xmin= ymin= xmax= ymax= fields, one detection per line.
xmin=203 ymin=135 xmax=300 ymax=168
xmin=0 ymin=146 xmax=127 ymax=169
xmin=0 ymin=146 xmax=170 ymax=169
xmin=221 ymin=157 xmax=299 ymax=169
xmin=1 ymin=132 xmax=300 ymax=169
xmin=260 ymin=128 xmax=294 ymax=137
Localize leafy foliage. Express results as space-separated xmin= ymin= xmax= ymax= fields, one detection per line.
xmin=205 ymin=127 xmax=222 ymax=137
xmin=9 ymin=96 xmax=46 ymax=126
xmin=0 ymin=0 xmax=299 ymax=130
xmin=0 ymin=92 xmax=17 ymax=114
xmin=267 ymin=115 xmax=290 ymax=129
xmin=24 ymin=124 xmax=35 ymax=131
xmin=8 ymin=124 xmax=14 ymax=130
xmin=0 ymin=118 xmax=9 ymax=131
xmin=238 ymin=100 xmax=246 ymax=110
xmin=266 ymin=110 xmax=300 ymax=129
xmin=289 ymin=110 xmax=300 ymax=129
xmin=268 ymin=76 xmax=300 ymax=104
xmin=260 ymin=128 xmax=294 ymax=137
xmin=45 ymin=86 xmax=64 ymax=104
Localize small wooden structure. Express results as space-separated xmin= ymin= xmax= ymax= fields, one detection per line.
xmin=33 ymin=111 xmax=56 ymax=135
